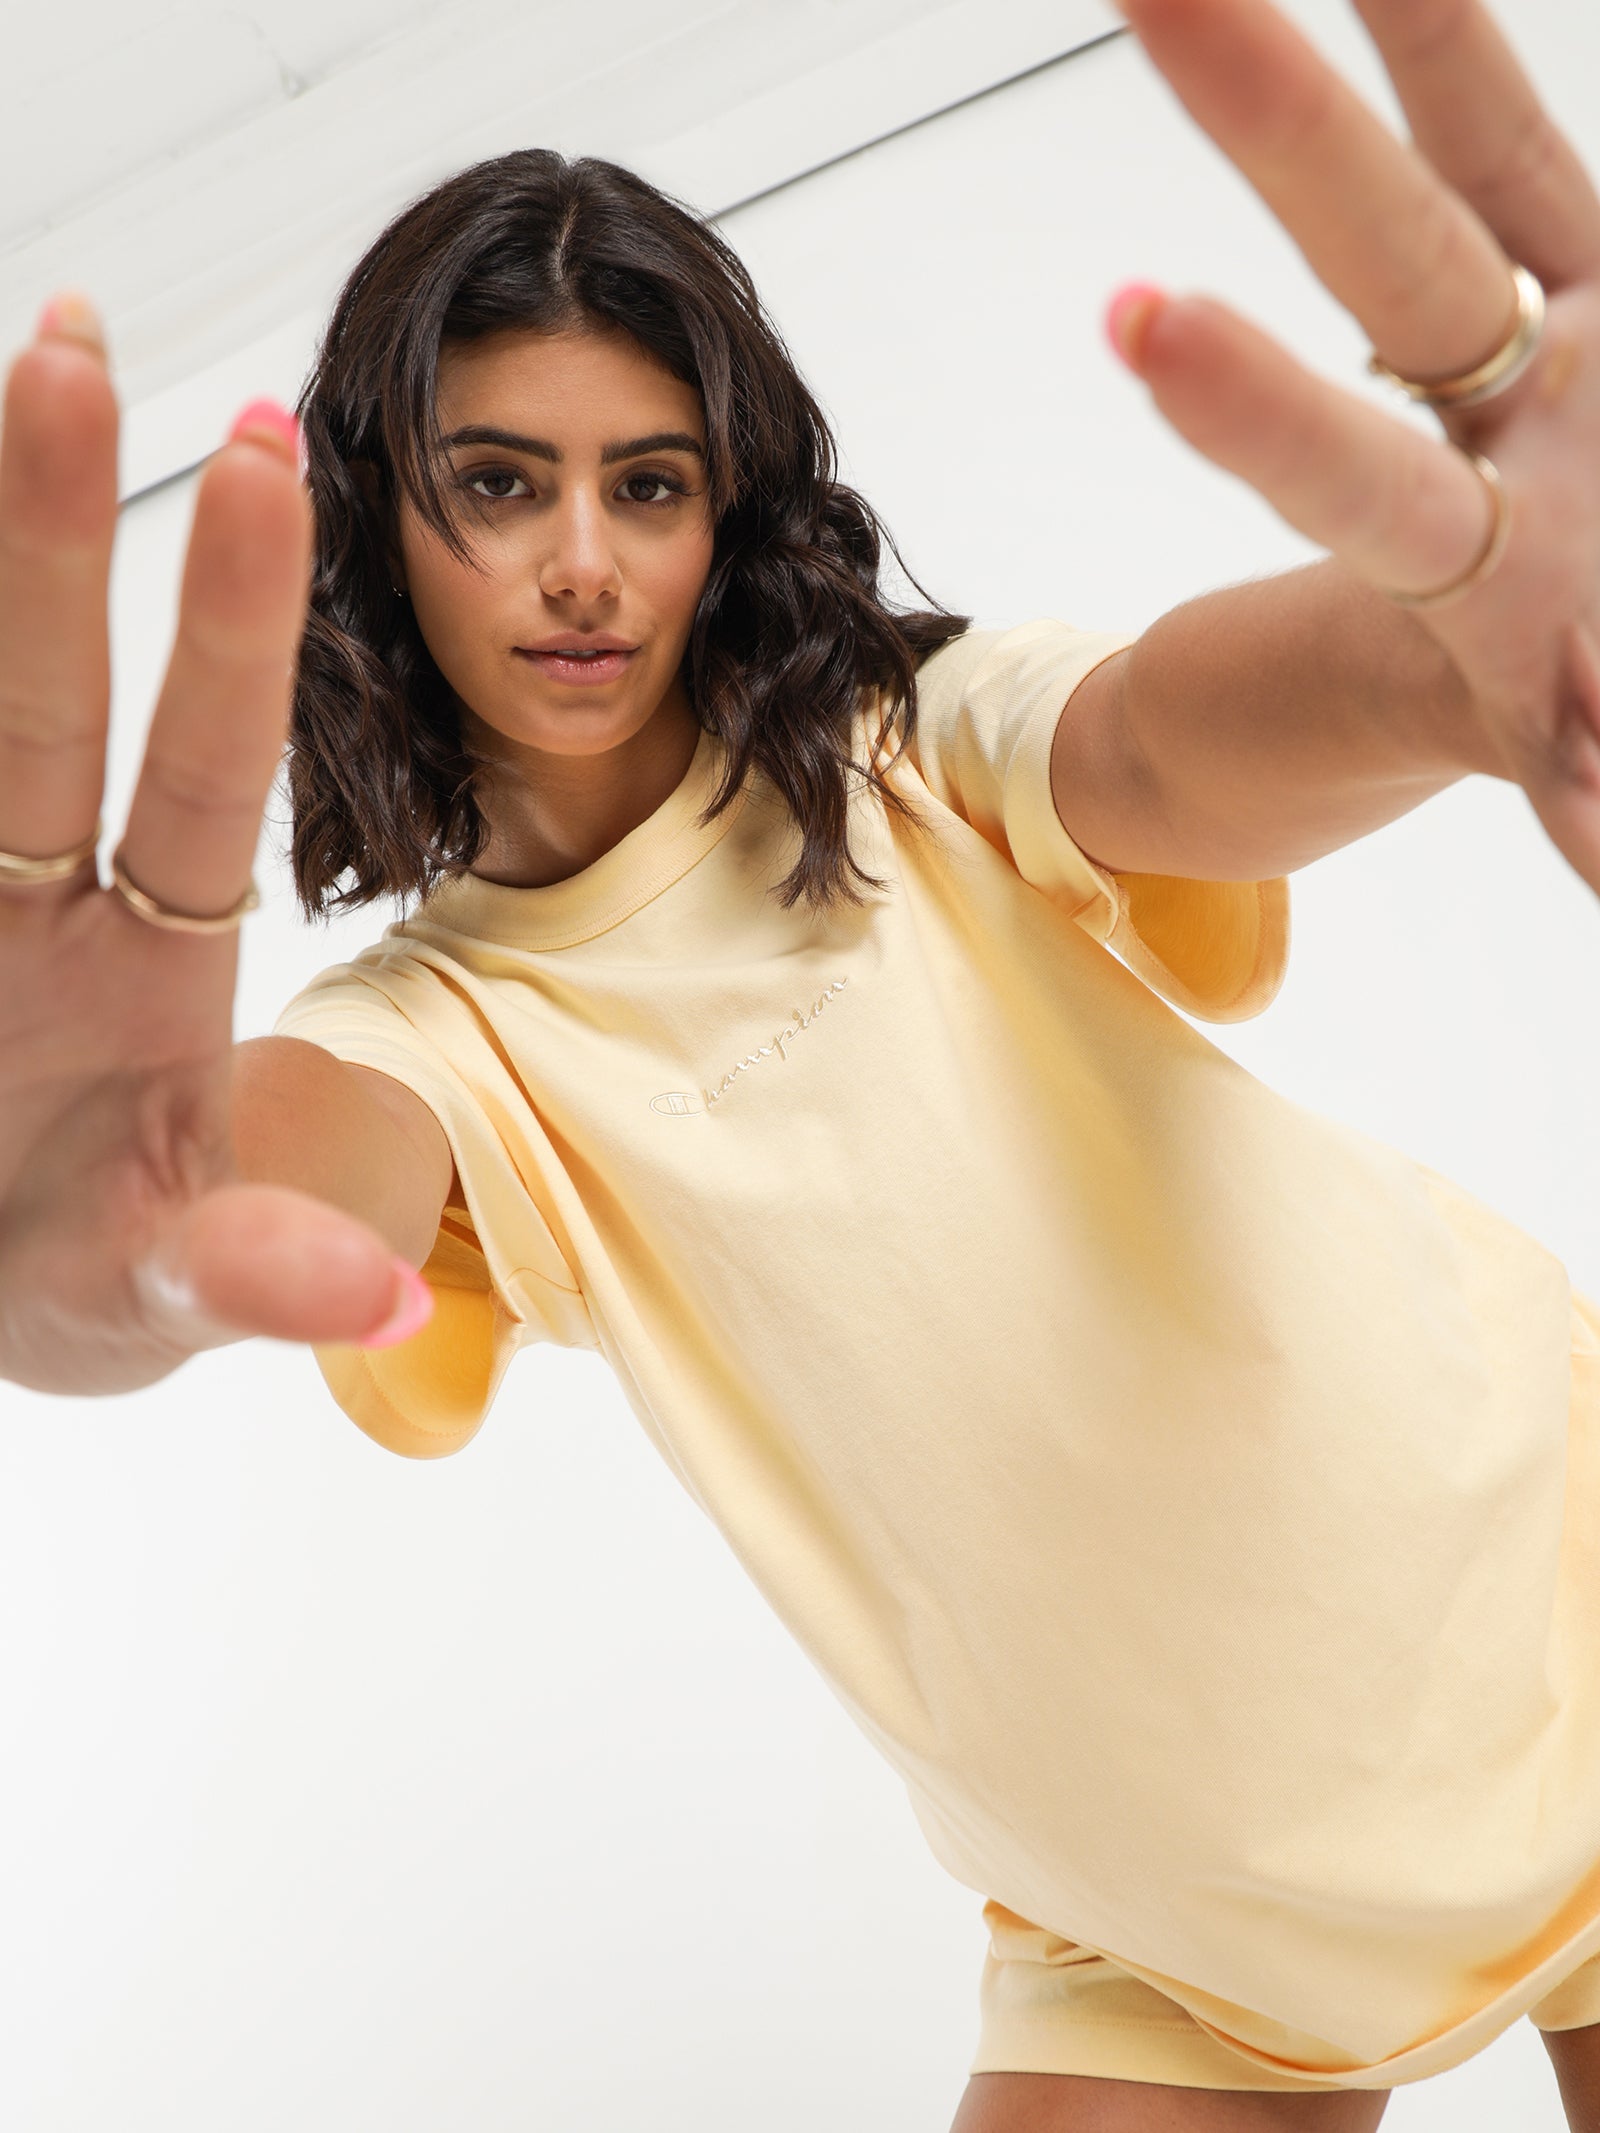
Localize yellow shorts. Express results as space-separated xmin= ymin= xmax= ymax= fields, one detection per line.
xmin=971 ymin=1902 xmax=1600 ymax=2094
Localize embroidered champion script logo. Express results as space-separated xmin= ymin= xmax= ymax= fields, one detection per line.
xmin=650 ymin=977 xmax=850 ymax=1115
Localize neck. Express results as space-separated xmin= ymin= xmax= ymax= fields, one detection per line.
xmin=464 ymin=681 xmax=702 ymax=889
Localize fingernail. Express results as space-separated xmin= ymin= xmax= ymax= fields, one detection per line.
xmin=129 ymin=1246 xmax=238 ymax=1349
xmin=131 ymin=1249 xmax=201 ymax=1323
xmin=1105 ymin=282 xmax=1167 ymax=373
xmin=227 ymin=397 xmax=302 ymax=469
xmin=35 ymin=290 xmax=108 ymax=362
xmin=358 ymin=1259 xmax=435 ymax=1350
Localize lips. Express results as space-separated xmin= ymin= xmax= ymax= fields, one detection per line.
xmin=515 ymin=645 xmax=637 ymax=686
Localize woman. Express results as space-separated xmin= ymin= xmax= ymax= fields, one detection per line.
xmin=4 ymin=1 xmax=1600 ymax=2126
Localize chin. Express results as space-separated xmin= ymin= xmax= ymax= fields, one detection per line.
xmin=498 ymin=698 xmax=652 ymax=754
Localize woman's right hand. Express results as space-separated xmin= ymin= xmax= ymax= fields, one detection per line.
xmin=0 ymin=293 xmax=430 ymax=1396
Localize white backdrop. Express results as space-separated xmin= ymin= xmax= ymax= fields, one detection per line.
xmin=3 ymin=7 xmax=1600 ymax=2129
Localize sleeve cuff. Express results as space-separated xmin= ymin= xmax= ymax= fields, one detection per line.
xmin=270 ymin=993 xmax=593 ymax=1458
xmin=1007 ymin=634 xmax=1292 ymax=1025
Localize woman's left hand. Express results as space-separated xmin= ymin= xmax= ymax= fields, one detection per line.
xmin=1105 ymin=0 xmax=1600 ymax=897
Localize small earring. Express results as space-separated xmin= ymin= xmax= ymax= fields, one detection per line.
xmin=391 ymin=584 xmax=406 ymax=598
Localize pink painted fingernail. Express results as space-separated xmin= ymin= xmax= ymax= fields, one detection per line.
xmin=35 ymin=290 xmax=108 ymax=360
xmin=1105 ymin=282 xmax=1167 ymax=372
xmin=358 ymin=1259 xmax=435 ymax=1350
xmin=227 ymin=397 xmax=302 ymax=468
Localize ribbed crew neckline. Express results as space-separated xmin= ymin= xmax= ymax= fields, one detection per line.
xmin=412 ymin=721 xmax=746 ymax=950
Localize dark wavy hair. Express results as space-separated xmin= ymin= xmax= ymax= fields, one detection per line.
xmin=284 ymin=146 xmax=971 ymax=922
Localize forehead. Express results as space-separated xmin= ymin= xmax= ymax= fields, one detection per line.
xmin=435 ymin=326 xmax=704 ymax=433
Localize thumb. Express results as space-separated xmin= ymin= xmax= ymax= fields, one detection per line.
xmin=131 ymin=1182 xmax=434 ymax=1354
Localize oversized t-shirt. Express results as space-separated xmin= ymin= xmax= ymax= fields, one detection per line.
xmin=271 ymin=617 xmax=1600 ymax=2091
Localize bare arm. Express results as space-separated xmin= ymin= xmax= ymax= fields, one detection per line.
xmin=230 ymin=1037 xmax=457 ymax=1270
xmin=1051 ymin=557 xmax=1507 ymax=883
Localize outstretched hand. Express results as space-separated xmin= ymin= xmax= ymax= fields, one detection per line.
xmin=0 ymin=305 xmax=424 ymax=1396
xmin=1104 ymin=0 xmax=1600 ymax=899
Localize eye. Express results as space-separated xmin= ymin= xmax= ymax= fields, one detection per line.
xmin=462 ymin=465 xmax=530 ymax=500
xmin=619 ymin=469 xmax=689 ymax=506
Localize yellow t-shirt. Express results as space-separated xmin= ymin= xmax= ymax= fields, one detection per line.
xmin=271 ymin=617 xmax=1600 ymax=2089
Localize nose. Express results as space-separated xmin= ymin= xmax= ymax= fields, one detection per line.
xmin=537 ymin=485 xmax=623 ymax=605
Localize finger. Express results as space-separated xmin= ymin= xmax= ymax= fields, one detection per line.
xmin=0 ymin=295 xmax=118 ymax=881
xmin=1117 ymin=0 xmax=1518 ymax=391
xmin=131 ymin=1182 xmax=434 ymax=1353
xmin=117 ymin=402 xmax=310 ymax=928
xmin=1112 ymin=288 xmax=1504 ymax=603
xmin=1350 ymin=0 xmax=1600 ymax=291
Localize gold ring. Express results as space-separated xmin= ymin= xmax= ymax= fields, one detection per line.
xmin=1368 ymin=263 xmax=1546 ymax=411
xmin=1381 ymin=450 xmax=1512 ymax=612
xmin=109 ymin=846 xmax=260 ymax=934
xmin=0 ymin=818 xmax=102 ymax=882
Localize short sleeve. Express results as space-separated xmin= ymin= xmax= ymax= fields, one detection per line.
xmin=270 ymin=949 xmax=595 ymax=1461
xmin=902 ymin=618 xmax=1290 ymax=1023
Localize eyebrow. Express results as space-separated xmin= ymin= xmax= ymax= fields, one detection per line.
xmin=439 ymin=425 xmax=706 ymax=465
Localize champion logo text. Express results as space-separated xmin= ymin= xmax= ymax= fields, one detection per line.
xmin=649 ymin=977 xmax=851 ymax=1115
xmin=704 ymin=976 xmax=849 ymax=1109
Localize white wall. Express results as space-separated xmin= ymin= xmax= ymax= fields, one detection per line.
xmin=3 ymin=8 xmax=1599 ymax=2129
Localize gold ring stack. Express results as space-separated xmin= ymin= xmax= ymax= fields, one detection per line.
xmin=0 ymin=819 xmax=259 ymax=933
xmin=1367 ymin=261 xmax=1543 ymax=610
xmin=1368 ymin=262 xmax=1546 ymax=411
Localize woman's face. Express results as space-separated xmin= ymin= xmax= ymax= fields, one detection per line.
xmin=393 ymin=323 xmax=716 ymax=759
